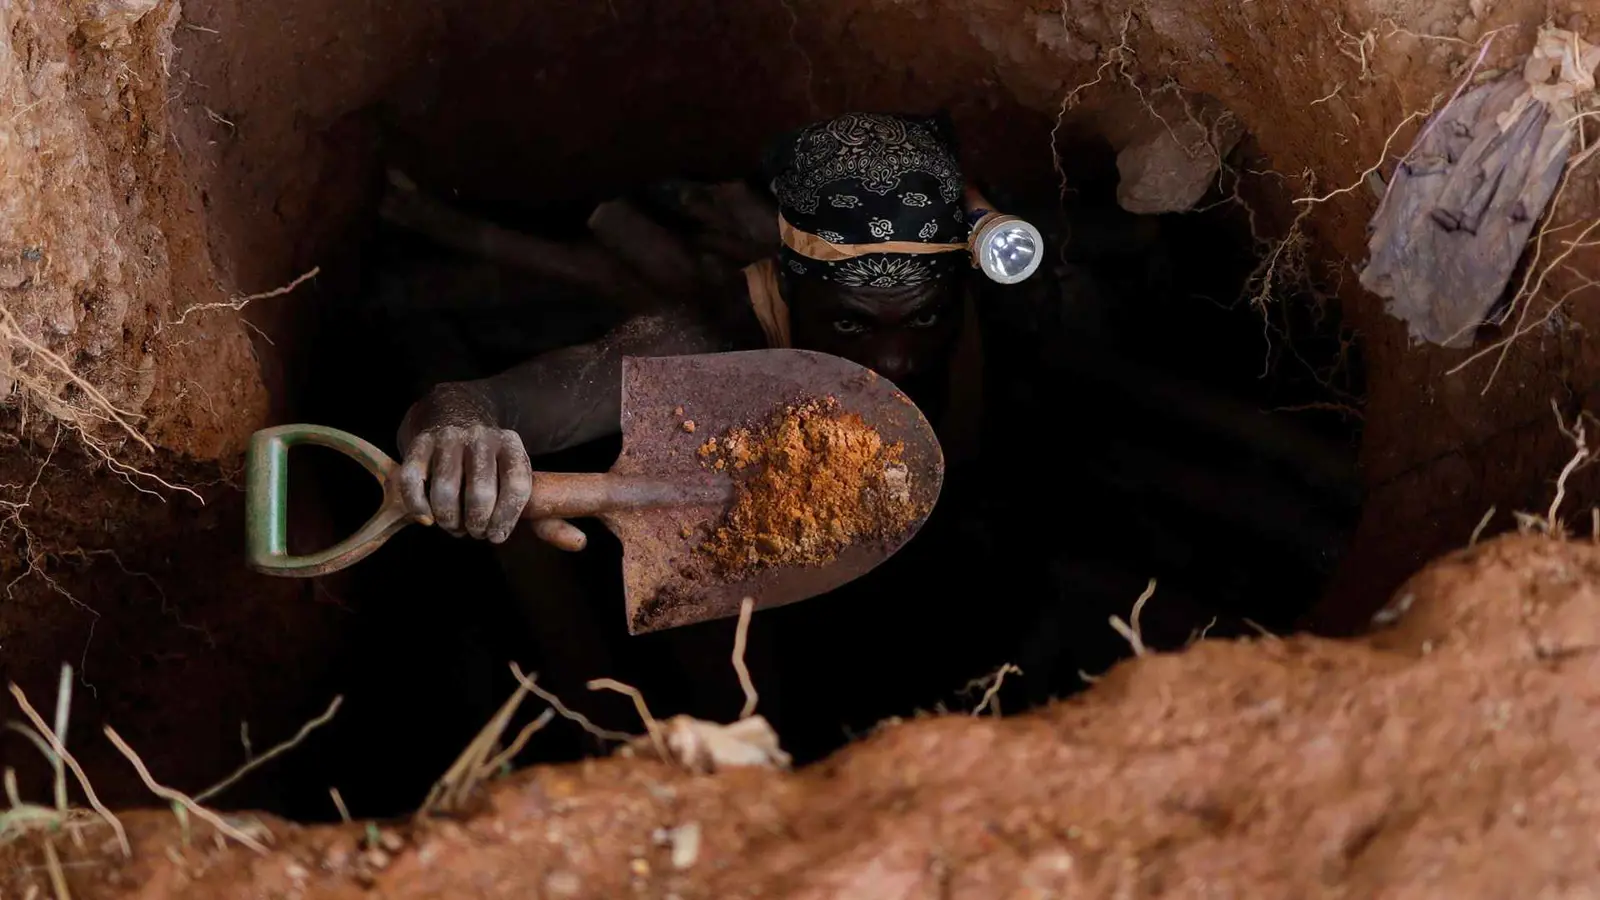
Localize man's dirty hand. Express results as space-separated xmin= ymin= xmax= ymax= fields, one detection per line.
xmin=397 ymin=425 xmax=532 ymax=543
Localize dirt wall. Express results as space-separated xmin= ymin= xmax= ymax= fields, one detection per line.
xmin=5 ymin=533 xmax=1599 ymax=898
xmin=8 ymin=0 xmax=1599 ymax=602
xmin=2 ymin=0 xmax=1599 ymax=846
xmin=1 ymin=0 xmax=267 ymax=460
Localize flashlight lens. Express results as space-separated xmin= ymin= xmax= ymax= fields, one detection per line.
xmin=980 ymin=224 xmax=1040 ymax=283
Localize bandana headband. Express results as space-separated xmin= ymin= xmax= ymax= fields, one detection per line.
xmin=778 ymin=213 xmax=969 ymax=261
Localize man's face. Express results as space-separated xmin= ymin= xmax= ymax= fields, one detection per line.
xmin=786 ymin=272 xmax=966 ymax=416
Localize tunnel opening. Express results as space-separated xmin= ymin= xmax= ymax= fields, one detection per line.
xmin=0 ymin=0 xmax=1383 ymax=823
xmin=12 ymin=0 xmax=1600 ymax=893
xmin=249 ymin=99 xmax=1365 ymax=819
xmin=25 ymin=0 xmax=1600 ymax=877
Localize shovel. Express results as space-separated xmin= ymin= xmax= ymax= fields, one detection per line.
xmin=246 ymin=349 xmax=944 ymax=634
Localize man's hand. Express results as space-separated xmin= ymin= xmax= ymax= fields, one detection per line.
xmin=397 ymin=425 xmax=532 ymax=544
xmin=391 ymin=307 xmax=732 ymax=551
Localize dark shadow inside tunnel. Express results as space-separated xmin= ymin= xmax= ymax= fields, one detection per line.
xmin=253 ymin=112 xmax=1365 ymax=822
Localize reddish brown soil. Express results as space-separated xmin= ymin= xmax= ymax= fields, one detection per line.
xmin=4 ymin=0 xmax=1600 ymax=893
xmin=1 ymin=0 xmax=268 ymax=461
xmin=4 ymin=533 xmax=1598 ymax=898
xmin=4 ymin=0 xmax=1593 ymax=637
xmin=0 ymin=429 xmax=347 ymax=812
xmin=699 ymin=397 xmax=920 ymax=574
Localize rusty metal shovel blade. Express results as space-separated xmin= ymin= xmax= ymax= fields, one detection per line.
xmin=244 ymin=349 xmax=943 ymax=636
xmin=611 ymin=349 xmax=944 ymax=634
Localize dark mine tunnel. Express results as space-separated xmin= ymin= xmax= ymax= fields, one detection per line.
xmin=15 ymin=0 xmax=1600 ymax=894
xmin=261 ymin=110 xmax=1362 ymax=820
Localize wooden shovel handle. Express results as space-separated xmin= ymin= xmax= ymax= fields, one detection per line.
xmin=246 ymin=424 xmax=731 ymax=579
xmin=525 ymin=472 xmax=732 ymax=520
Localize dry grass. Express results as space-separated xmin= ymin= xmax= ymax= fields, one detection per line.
xmin=420 ymin=679 xmax=554 ymax=816
xmin=329 ymin=787 xmax=352 ymax=824
xmin=103 ymin=725 xmax=271 ymax=854
xmin=43 ymin=835 xmax=71 ymax=900
xmin=4 ymin=670 xmax=129 ymax=856
xmin=1469 ymin=506 xmax=1498 ymax=547
xmin=5 ymin=663 xmax=339 ymax=873
xmin=507 ymin=663 xmax=634 ymax=743
xmin=195 ymin=695 xmax=343 ymax=804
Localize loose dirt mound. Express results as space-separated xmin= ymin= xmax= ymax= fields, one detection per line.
xmin=699 ymin=396 xmax=920 ymax=575
xmin=5 ymin=533 xmax=1598 ymax=898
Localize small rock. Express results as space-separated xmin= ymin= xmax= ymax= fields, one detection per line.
xmin=377 ymin=829 xmax=404 ymax=853
xmin=648 ymin=714 xmax=792 ymax=773
xmin=630 ymin=857 xmax=651 ymax=877
xmin=359 ymin=848 xmax=392 ymax=871
xmin=1115 ymin=114 xmax=1244 ymax=215
xmin=320 ymin=842 xmax=352 ymax=871
xmin=682 ymin=420 xmax=696 ymax=433
xmin=669 ymin=822 xmax=702 ymax=870
xmin=545 ymin=870 xmax=582 ymax=896
xmin=77 ymin=0 xmax=160 ymax=46
xmin=882 ymin=462 xmax=911 ymax=504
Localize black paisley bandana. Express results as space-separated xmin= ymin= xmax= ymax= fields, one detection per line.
xmin=766 ymin=112 xmax=968 ymax=288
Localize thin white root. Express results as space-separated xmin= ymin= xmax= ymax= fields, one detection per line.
xmin=732 ymin=597 xmax=758 ymax=720
xmin=508 ymin=663 xmax=634 ymax=742
xmin=196 ymin=695 xmax=343 ymax=803
xmin=971 ymin=663 xmax=1023 ymax=717
xmin=480 ymin=709 xmax=556 ymax=778
xmin=1108 ymin=578 xmax=1157 ymax=656
xmin=1539 ymin=399 xmax=1593 ymax=535
xmin=1242 ymin=618 xmax=1281 ymax=640
xmin=162 ymin=267 xmax=321 ymax=331
xmin=1469 ymin=506 xmax=1497 ymax=547
xmin=329 ymin=787 xmax=352 ymax=824
xmin=0 ymin=308 xmax=154 ymax=454
xmin=103 ymin=725 xmax=270 ymax=854
xmin=588 ymin=678 xmax=667 ymax=762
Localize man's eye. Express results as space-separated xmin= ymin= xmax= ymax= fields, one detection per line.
xmin=908 ymin=311 xmax=940 ymax=328
xmin=832 ymin=319 xmax=868 ymax=334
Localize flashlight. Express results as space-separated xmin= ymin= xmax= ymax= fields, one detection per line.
xmin=970 ymin=213 xmax=1044 ymax=285
xmin=963 ymin=186 xmax=1043 ymax=285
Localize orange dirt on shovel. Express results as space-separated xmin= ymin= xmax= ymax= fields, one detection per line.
xmin=245 ymin=349 xmax=944 ymax=634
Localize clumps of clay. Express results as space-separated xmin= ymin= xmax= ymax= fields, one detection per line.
xmin=696 ymin=397 xmax=918 ymax=575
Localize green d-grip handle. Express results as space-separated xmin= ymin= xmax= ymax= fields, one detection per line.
xmin=246 ymin=424 xmax=413 ymax=577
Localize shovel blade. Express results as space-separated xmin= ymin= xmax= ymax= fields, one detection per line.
xmin=609 ymin=349 xmax=943 ymax=634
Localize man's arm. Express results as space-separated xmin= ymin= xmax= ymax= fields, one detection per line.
xmin=394 ymin=308 xmax=741 ymax=545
